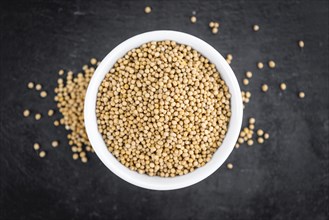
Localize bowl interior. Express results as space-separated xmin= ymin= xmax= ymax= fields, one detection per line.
xmin=84 ymin=30 xmax=243 ymax=190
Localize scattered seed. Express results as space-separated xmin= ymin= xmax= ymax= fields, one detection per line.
xmin=243 ymin=78 xmax=249 ymax=85
xmin=246 ymin=71 xmax=252 ymax=78
xmin=58 ymin=69 xmax=64 ymax=75
xmin=227 ymin=54 xmax=233 ymax=60
xmin=261 ymin=84 xmax=268 ymax=92
xmin=209 ymin=22 xmax=215 ymax=28
xmin=245 ymin=91 xmax=251 ymax=98
xmin=54 ymin=120 xmax=59 ymax=126
xmin=48 ymin=109 xmax=54 ymax=116
xmin=268 ymin=60 xmax=276 ymax=68
xmin=235 ymin=143 xmax=240 ymax=148
xmin=253 ymin=24 xmax=259 ymax=32
xmin=190 ymin=16 xmax=197 ymax=23
xmin=249 ymin=124 xmax=255 ymax=130
xmin=256 ymin=129 xmax=264 ymax=136
xmin=144 ymin=6 xmax=151 ymax=14
xmin=280 ymin=83 xmax=287 ymax=91
xmin=264 ymin=133 xmax=269 ymax=139
xmin=257 ymin=62 xmax=264 ymax=69
xmin=298 ymin=40 xmax=304 ymax=48
xmin=81 ymin=157 xmax=88 ymax=163
xmin=227 ymin=163 xmax=233 ymax=169
xmin=226 ymin=59 xmax=231 ymax=64
xmin=35 ymin=84 xmax=42 ymax=91
xmin=51 ymin=140 xmax=59 ymax=148
xmin=257 ymin=137 xmax=264 ymax=144
xmin=72 ymin=153 xmax=79 ymax=160
xmin=33 ymin=143 xmax=40 ymax=150
xmin=23 ymin=109 xmax=30 ymax=117
xmin=247 ymin=139 xmax=254 ymax=146
xmin=90 ymin=58 xmax=97 ymax=65
xmin=27 ymin=82 xmax=34 ymax=89
xmin=35 ymin=113 xmax=42 ymax=120
xmin=212 ymin=27 xmax=218 ymax=34
xmin=39 ymin=151 xmax=46 ymax=158
xmin=40 ymin=91 xmax=47 ymax=98
xmin=249 ymin=118 xmax=256 ymax=124
xmin=299 ymin=92 xmax=305 ymax=99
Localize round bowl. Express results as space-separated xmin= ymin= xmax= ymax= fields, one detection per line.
xmin=84 ymin=30 xmax=243 ymax=190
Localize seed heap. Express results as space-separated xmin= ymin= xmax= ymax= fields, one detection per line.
xmin=54 ymin=60 xmax=97 ymax=163
xmin=96 ymin=41 xmax=231 ymax=177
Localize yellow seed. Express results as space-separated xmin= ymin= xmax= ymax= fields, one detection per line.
xmin=212 ymin=27 xmax=218 ymax=34
xmin=268 ymin=60 xmax=276 ymax=68
xmin=23 ymin=109 xmax=30 ymax=117
xmin=245 ymin=91 xmax=251 ymax=98
xmin=209 ymin=22 xmax=215 ymax=28
xmin=58 ymin=69 xmax=64 ymax=75
xmin=73 ymin=153 xmax=79 ymax=160
xmin=144 ymin=6 xmax=151 ymax=14
xmin=246 ymin=71 xmax=252 ymax=78
xmin=226 ymin=59 xmax=231 ymax=64
xmin=190 ymin=16 xmax=197 ymax=23
xmin=264 ymin=133 xmax=269 ymax=139
xmin=235 ymin=143 xmax=240 ymax=148
xmin=247 ymin=139 xmax=254 ymax=146
xmin=48 ymin=109 xmax=54 ymax=116
xmin=90 ymin=58 xmax=97 ymax=65
xmin=249 ymin=124 xmax=255 ymax=130
xmin=257 ymin=129 xmax=264 ymax=136
xmin=280 ymin=83 xmax=287 ymax=91
xmin=214 ymin=22 xmax=219 ymax=28
xmin=253 ymin=24 xmax=259 ymax=31
xmin=39 ymin=151 xmax=46 ymax=158
xmin=257 ymin=62 xmax=264 ymax=69
xmin=298 ymin=40 xmax=304 ymax=48
xmin=33 ymin=143 xmax=40 ymax=150
xmin=27 ymin=82 xmax=34 ymax=89
xmin=40 ymin=91 xmax=47 ymax=98
xmin=35 ymin=113 xmax=42 ymax=120
xmin=299 ymin=92 xmax=305 ymax=98
xmin=249 ymin=118 xmax=255 ymax=124
xmin=227 ymin=163 xmax=233 ymax=169
xmin=257 ymin=137 xmax=264 ymax=144
xmin=261 ymin=84 xmax=268 ymax=92
xmin=81 ymin=157 xmax=88 ymax=163
xmin=54 ymin=120 xmax=59 ymax=126
xmin=243 ymin=78 xmax=249 ymax=85
xmin=51 ymin=140 xmax=59 ymax=148
xmin=238 ymin=137 xmax=244 ymax=144
xmin=227 ymin=54 xmax=233 ymax=60
xmin=35 ymin=84 xmax=42 ymax=91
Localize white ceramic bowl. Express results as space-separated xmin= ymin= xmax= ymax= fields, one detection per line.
xmin=84 ymin=30 xmax=243 ymax=190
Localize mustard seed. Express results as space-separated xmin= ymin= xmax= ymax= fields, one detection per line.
xmin=261 ymin=84 xmax=268 ymax=92
xmin=227 ymin=54 xmax=233 ymax=61
xmin=298 ymin=40 xmax=304 ymax=48
xmin=40 ymin=91 xmax=47 ymax=98
xmin=48 ymin=109 xmax=54 ymax=116
xmin=209 ymin=22 xmax=215 ymax=28
xmin=35 ymin=84 xmax=42 ymax=91
xmin=23 ymin=109 xmax=30 ymax=117
xmin=35 ymin=113 xmax=42 ymax=120
xmin=299 ymin=92 xmax=305 ymax=98
xmin=257 ymin=129 xmax=264 ymax=136
xmin=33 ymin=143 xmax=40 ymax=150
xmin=247 ymin=139 xmax=254 ymax=146
xmin=39 ymin=151 xmax=46 ymax=158
xmin=280 ymin=83 xmax=287 ymax=91
xmin=212 ymin=27 xmax=218 ymax=34
xmin=51 ymin=140 xmax=59 ymax=148
xmin=246 ymin=71 xmax=252 ymax=78
xmin=72 ymin=153 xmax=79 ymax=160
xmin=243 ymin=78 xmax=249 ymax=85
xmin=54 ymin=120 xmax=59 ymax=126
xmin=257 ymin=62 xmax=264 ymax=69
xmin=264 ymin=133 xmax=269 ymax=139
xmin=144 ymin=6 xmax=151 ymax=14
xmin=90 ymin=58 xmax=97 ymax=65
xmin=190 ymin=16 xmax=197 ymax=23
xmin=27 ymin=82 xmax=34 ymax=89
xmin=249 ymin=118 xmax=255 ymax=124
xmin=58 ymin=69 xmax=64 ymax=75
xmin=227 ymin=163 xmax=233 ymax=169
xmin=268 ymin=60 xmax=276 ymax=69
xmin=253 ymin=24 xmax=259 ymax=31
xmin=257 ymin=137 xmax=264 ymax=144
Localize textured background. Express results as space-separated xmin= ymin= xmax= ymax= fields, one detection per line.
xmin=0 ymin=0 xmax=328 ymax=219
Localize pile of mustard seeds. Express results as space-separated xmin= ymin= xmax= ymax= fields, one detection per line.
xmin=96 ymin=41 xmax=231 ymax=177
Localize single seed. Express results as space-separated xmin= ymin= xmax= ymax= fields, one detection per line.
xmin=264 ymin=133 xmax=269 ymax=139
xmin=257 ymin=137 xmax=264 ymax=144
xmin=253 ymin=24 xmax=259 ymax=31
xmin=278 ymin=83 xmax=286 ymax=90
xmin=298 ymin=40 xmax=304 ymax=48
xmin=23 ymin=109 xmax=30 ymax=117
xmin=298 ymin=92 xmax=305 ymax=98
xmin=48 ymin=109 xmax=54 ymax=116
xmin=247 ymin=139 xmax=254 ymax=146
xmin=212 ymin=27 xmax=218 ymax=34
xmin=214 ymin=22 xmax=219 ymax=28
xmin=249 ymin=118 xmax=256 ymax=124
xmin=51 ymin=140 xmax=59 ymax=148
xmin=227 ymin=163 xmax=233 ymax=169
xmin=245 ymin=91 xmax=251 ymax=98
xmin=58 ymin=69 xmax=64 ymax=75
xmin=243 ymin=78 xmax=249 ymax=85
xmin=27 ymin=82 xmax=34 ymax=89
xmin=261 ymin=84 xmax=268 ymax=92
xmin=73 ymin=153 xmax=79 ymax=160
xmin=190 ymin=16 xmax=197 ymax=23
xmin=209 ymin=22 xmax=215 ymax=28
xmin=54 ymin=120 xmax=59 ymax=126
xmin=90 ymin=58 xmax=97 ymax=65
xmin=257 ymin=62 xmax=264 ymax=69
xmin=33 ymin=143 xmax=40 ymax=150
xmin=249 ymin=124 xmax=255 ymax=130
xmin=257 ymin=129 xmax=264 ymax=136
xmin=227 ymin=54 xmax=233 ymax=60
xmin=235 ymin=143 xmax=240 ymax=148
xmin=246 ymin=71 xmax=252 ymax=78
xmin=35 ymin=113 xmax=42 ymax=120
xmin=35 ymin=84 xmax=42 ymax=91
xmin=39 ymin=151 xmax=46 ymax=158
xmin=81 ymin=157 xmax=88 ymax=163
xmin=144 ymin=6 xmax=151 ymax=14
xmin=268 ymin=60 xmax=276 ymax=69
xmin=226 ymin=59 xmax=231 ymax=64
xmin=40 ymin=91 xmax=47 ymax=98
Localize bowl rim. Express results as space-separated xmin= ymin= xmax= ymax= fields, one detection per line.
xmin=84 ymin=30 xmax=243 ymax=190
